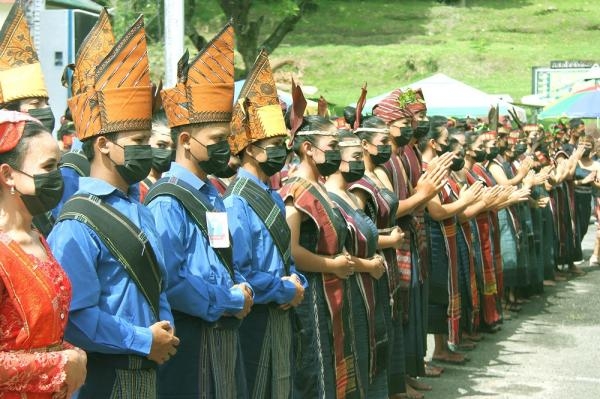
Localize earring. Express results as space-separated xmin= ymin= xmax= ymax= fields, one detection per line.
xmin=9 ymin=186 xmax=14 ymax=195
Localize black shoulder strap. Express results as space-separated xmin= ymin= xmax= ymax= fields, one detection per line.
xmin=32 ymin=212 xmax=55 ymax=238
xmin=224 ymin=176 xmax=291 ymax=275
xmin=144 ymin=178 xmax=235 ymax=279
xmin=59 ymin=151 xmax=90 ymax=177
xmin=57 ymin=194 xmax=162 ymax=318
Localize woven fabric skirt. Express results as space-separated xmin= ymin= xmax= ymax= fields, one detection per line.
xmin=497 ymin=208 xmax=519 ymax=289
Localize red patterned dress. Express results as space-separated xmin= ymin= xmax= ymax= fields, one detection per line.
xmin=0 ymin=233 xmax=73 ymax=398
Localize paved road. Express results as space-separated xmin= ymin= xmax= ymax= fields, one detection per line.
xmin=424 ymin=224 xmax=600 ymax=399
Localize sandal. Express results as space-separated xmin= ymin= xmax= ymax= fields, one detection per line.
xmin=406 ymin=376 xmax=432 ymax=391
xmin=424 ymin=363 xmax=443 ymax=377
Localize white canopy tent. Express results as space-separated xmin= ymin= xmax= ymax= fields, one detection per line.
xmin=356 ymin=73 xmax=527 ymax=120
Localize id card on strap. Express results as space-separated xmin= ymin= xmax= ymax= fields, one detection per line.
xmin=206 ymin=212 xmax=230 ymax=248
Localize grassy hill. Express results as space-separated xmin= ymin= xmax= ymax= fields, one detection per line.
xmin=268 ymin=0 xmax=600 ymax=112
xmin=148 ymin=0 xmax=600 ymax=115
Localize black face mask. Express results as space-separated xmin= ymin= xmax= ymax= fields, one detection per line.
xmin=254 ymin=144 xmax=287 ymax=177
xmin=514 ymin=143 xmax=527 ymax=156
xmin=393 ymin=127 xmax=414 ymax=147
xmin=473 ymin=149 xmax=487 ymax=163
xmin=486 ymin=147 xmax=500 ymax=161
xmin=583 ymin=148 xmax=592 ymax=158
xmin=151 ymin=148 xmax=173 ymax=174
xmin=191 ymin=138 xmax=231 ymax=176
xmin=15 ymin=169 xmax=64 ymax=216
xmin=370 ymin=144 xmax=392 ymax=165
xmin=436 ymin=143 xmax=449 ymax=157
xmin=28 ymin=107 xmax=56 ymax=133
xmin=414 ymin=121 xmax=430 ymax=139
xmin=110 ymin=144 xmax=153 ymax=185
xmin=213 ymin=165 xmax=238 ymax=178
xmin=341 ymin=160 xmax=365 ymax=183
xmin=450 ymin=156 xmax=465 ymax=171
xmin=314 ymin=147 xmax=341 ymax=177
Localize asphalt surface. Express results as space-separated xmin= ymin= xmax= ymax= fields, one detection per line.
xmin=423 ymin=223 xmax=600 ymax=399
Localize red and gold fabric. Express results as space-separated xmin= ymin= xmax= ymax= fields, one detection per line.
xmin=0 ymin=2 xmax=48 ymax=107
xmin=0 ymin=233 xmax=73 ymax=398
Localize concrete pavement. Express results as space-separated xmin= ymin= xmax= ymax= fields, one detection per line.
xmin=424 ymin=225 xmax=600 ymax=399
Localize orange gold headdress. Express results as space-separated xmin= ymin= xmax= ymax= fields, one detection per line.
xmin=229 ymin=49 xmax=287 ymax=155
xmin=161 ymin=23 xmax=235 ymax=128
xmin=68 ymin=16 xmax=152 ymax=141
xmin=69 ymin=9 xmax=114 ymax=97
xmin=0 ymin=1 xmax=48 ymax=107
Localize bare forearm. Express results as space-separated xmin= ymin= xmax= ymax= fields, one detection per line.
xmin=292 ymin=245 xmax=336 ymax=273
xmin=397 ymin=191 xmax=429 ymax=218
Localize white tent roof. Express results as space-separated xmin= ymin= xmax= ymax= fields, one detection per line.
xmin=358 ymin=73 xmax=527 ymax=120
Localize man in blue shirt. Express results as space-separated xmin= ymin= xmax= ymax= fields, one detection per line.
xmin=225 ymin=50 xmax=307 ymax=399
xmin=146 ymin=24 xmax=253 ymax=399
xmin=48 ymin=16 xmax=179 ymax=398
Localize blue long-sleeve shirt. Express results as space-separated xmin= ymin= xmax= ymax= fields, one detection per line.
xmin=47 ymin=177 xmax=173 ymax=356
xmin=224 ymin=168 xmax=307 ymax=305
xmin=146 ymin=162 xmax=248 ymax=322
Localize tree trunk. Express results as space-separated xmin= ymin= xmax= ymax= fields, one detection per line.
xmin=218 ymin=0 xmax=314 ymax=76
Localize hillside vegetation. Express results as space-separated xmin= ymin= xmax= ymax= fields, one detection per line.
xmin=151 ymin=0 xmax=600 ymax=112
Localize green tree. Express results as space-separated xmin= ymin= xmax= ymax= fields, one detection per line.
xmin=215 ymin=0 xmax=317 ymax=75
xmin=96 ymin=0 xmax=317 ymax=76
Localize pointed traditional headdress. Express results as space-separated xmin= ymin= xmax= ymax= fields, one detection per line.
xmin=229 ymin=49 xmax=287 ymax=155
xmin=0 ymin=1 xmax=48 ymax=107
xmin=161 ymin=23 xmax=235 ymax=128
xmin=68 ymin=15 xmax=152 ymax=140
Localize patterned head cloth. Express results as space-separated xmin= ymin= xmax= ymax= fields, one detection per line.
xmin=68 ymin=16 xmax=152 ymax=141
xmin=161 ymin=23 xmax=234 ymax=128
xmin=229 ymin=49 xmax=287 ymax=155
xmin=507 ymin=130 xmax=521 ymax=145
xmin=480 ymin=131 xmax=497 ymax=142
xmin=0 ymin=1 xmax=48 ymax=107
xmin=0 ymin=110 xmax=42 ymax=153
xmin=405 ymin=88 xmax=427 ymax=115
xmin=373 ymin=88 xmax=413 ymax=124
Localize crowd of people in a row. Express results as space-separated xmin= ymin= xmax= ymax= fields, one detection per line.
xmin=0 ymin=3 xmax=597 ymax=399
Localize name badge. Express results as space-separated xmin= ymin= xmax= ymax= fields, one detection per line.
xmin=206 ymin=212 xmax=230 ymax=248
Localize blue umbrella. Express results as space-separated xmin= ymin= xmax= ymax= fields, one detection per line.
xmin=538 ymin=87 xmax=600 ymax=119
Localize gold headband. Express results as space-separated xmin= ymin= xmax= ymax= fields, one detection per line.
xmin=354 ymin=127 xmax=390 ymax=134
xmin=295 ymin=130 xmax=338 ymax=137
xmin=338 ymin=138 xmax=361 ymax=147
